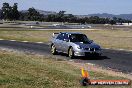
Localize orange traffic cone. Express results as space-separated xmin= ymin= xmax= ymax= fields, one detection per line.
xmin=81 ymin=68 xmax=91 ymax=86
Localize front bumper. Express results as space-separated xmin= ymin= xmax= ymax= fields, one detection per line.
xmin=74 ymin=50 xmax=102 ymax=56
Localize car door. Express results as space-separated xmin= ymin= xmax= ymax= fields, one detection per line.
xmin=55 ymin=33 xmax=64 ymax=51
xmin=61 ymin=33 xmax=69 ymax=53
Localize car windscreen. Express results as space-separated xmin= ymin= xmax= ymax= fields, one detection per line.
xmin=69 ymin=34 xmax=91 ymax=43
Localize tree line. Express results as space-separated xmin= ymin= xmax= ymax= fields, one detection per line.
xmin=0 ymin=2 xmax=131 ymax=24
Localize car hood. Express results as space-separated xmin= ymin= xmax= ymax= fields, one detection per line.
xmin=74 ymin=42 xmax=100 ymax=48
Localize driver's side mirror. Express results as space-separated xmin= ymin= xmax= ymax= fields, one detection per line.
xmin=64 ymin=39 xmax=69 ymax=42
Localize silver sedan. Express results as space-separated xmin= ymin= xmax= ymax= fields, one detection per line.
xmin=51 ymin=32 xmax=101 ymax=58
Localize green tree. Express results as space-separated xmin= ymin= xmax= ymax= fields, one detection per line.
xmin=56 ymin=11 xmax=66 ymax=22
xmin=1 ymin=2 xmax=20 ymax=20
xmin=46 ymin=14 xmax=56 ymax=22
xmin=113 ymin=17 xmax=117 ymax=22
xmin=27 ymin=7 xmax=41 ymax=21
xmin=12 ymin=3 xmax=20 ymax=20
xmin=66 ymin=14 xmax=75 ymax=22
xmin=110 ymin=20 xmax=116 ymax=25
xmin=0 ymin=10 xmax=2 ymax=19
xmin=1 ymin=2 xmax=11 ymax=20
xmin=58 ymin=11 xmax=65 ymax=17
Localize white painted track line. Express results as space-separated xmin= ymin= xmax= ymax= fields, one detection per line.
xmin=21 ymin=41 xmax=29 ymax=43
xmin=119 ymin=49 xmax=125 ymax=51
xmin=36 ymin=42 xmax=44 ymax=44
xmin=105 ymin=48 xmax=110 ymax=49
xmin=9 ymin=40 xmax=16 ymax=41
xmin=0 ymin=39 xmax=4 ymax=40
xmin=129 ymin=50 xmax=132 ymax=52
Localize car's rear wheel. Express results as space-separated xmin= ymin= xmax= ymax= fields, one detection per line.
xmin=68 ymin=47 xmax=75 ymax=59
xmin=51 ymin=44 xmax=57 ymax=55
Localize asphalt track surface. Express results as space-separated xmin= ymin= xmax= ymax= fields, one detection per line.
xmin=0 ymin=40 xmax=132 ymax=74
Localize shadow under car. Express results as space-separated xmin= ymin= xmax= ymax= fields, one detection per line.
xmin=57 ymin=52 xmax=110 ymax=60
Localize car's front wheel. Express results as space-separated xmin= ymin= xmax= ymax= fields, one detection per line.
xmin=68 ymin=47 xmax=75 ymax=59
xmin=51 ymin=44 xmax=57 ymax=55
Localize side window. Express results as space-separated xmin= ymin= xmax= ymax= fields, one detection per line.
xmin=56 ymin=34 xmax=64 ymax=40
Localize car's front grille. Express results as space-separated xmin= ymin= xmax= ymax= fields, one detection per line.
xmin=85 ymin=48 xmax=90 ymax=50
xmin=90 ymin=48 xmax=95 ymax=51
xmin=85 ymin=48 xmax=100 ymax=51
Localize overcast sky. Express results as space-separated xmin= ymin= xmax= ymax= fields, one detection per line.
xmin=1 ymin=0 xmax=132 ymax=15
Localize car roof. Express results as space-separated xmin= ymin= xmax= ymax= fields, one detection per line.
xmin=60 ymin=32 xmax=84 ymax=35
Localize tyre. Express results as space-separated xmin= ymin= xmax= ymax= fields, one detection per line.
xmin=68 ymin=47 xmax=75 ymax=59
xmin=51 ymin=44 xmax=57 ymax=55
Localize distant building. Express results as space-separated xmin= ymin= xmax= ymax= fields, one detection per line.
xmin=116 ymin=23 xmax=132 ymax=26
xmin=122 ymin=23 xmax=132 ymax=26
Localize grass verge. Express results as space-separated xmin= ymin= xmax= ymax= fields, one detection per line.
xmin=0 ymin=50 xmax=131 ymax=88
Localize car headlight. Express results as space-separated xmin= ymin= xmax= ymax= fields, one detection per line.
xmin=77 ymin=46 xmax=83 ymax=49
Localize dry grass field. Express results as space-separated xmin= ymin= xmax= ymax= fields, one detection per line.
xmin=0 ymin=50 xmax=130 ymax=88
